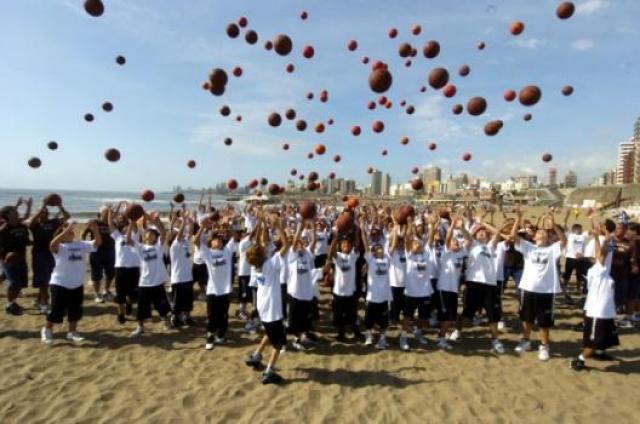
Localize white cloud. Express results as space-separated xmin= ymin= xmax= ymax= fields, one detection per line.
xmin=576 ymin=0 xmax=610 ymax=15
xmin=508 ymin=37 xmax=545 ymax=49
xmin=570 ymin=39 xmax=595 ymax=51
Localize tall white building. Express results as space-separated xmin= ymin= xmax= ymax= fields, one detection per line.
xmin=381 ymin=173 xmax=391 ymax=196
xmin=370 ymin=170 xmax=382 ymax=195
xmin=616 ymin=139 xmax=635 ymax=185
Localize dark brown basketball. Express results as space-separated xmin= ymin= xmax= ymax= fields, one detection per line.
xmin=285 ymin=109 xmax=296 ymax=120
xmin=290 ymin=169 xmax=297 ymax=177
xmin=388 ymin=28 xmax=398 ymax=38
xmin=372 ymin=120 xmax=384 ymax=133
xmin=302 ymin=45 xmax=314 ymax=58
xmin=282 ymin=143 xmax=289 ymax=150
xmin=208 ymin=68 xmax=228 ymax=88
xmin=244 ymin=30 xmax=258 ymax=44
xmin=238 ymin=17 xmax=248 ymax=28
xmin=314 ymin=144 xmax=326 ymax=155
xmin=333 ymin=155 xmax=341 ymax=162
xmin=249 ymin=179 xmax=259 ymax=188
xmin=411 ymin=179 xmax=424 ymax=191
xmin=116 ymin=55 xmax=126 ymax=65
xmin=187 ymin=160 xmax=196 ymax=168
xmin=542 ymin=153 xmax=553 ymax=162
xmin=308 ymin=171 xmax=319 ymax=182
xmin=462 ymin=152 xmax=472 ymax=161
xmin=368 ymin=68 xmax=393 ymax=93
xmin=268 ymin=184 xmax=280 ymax=195
xmin=264 ymin=41 xmax=273 ymax=50
xmin=484 ymin=120 xmax=503 ymax=136
xmin=260 ymin=178 xmax=268 ymax=186
xmin=422 ymin=40 xmax=440 ymax=59
xmin=84 ymin=0 xmax=104 ymax=17
xmin=224 ymin=138 xmax=232 ymax=146
xmin=84 ymin=113 xmax=94 ymax=122
xmin=299 ymin=201 xmax=317 ymax=219
xmin=47 ymin=141 xmax=58 ymax=150
xmin=562 ymin=85 xmax=574 ymax=96
xmin=406 ymin=105 xmax=415 ymax=115
xmin=105 ymin=148 xmax=120 ymax=162
xmin=428 ymin=142 xmax=437 ymax=150
xmin=411 ymin=166 xmax=419 ymax=174
xmin=268 ymin=112 xmax=282 ymax=127
xmin=125 ymin=203 xmax=144 ymax=221
xmin=458 ymin=65 xmax=470 ymax=77
xmin=209 ymin=85 xmax=225 ymax=96
xmin=336 ymin=211 xmax=355 ymax=233
xmin=523 ymin=113 xmax=532 ymax=121
xmin=220 ymin=105 xmax=231 ymax=116
xmin=556 ymin=2 xmax=575 ymax=19
xmin=351 ymin=125 xmax=361 ymax=136
xmin=44 ymin=193 xmax=62 ymax=207
xmin=226 ymin=23 xmax=240 ymax=38
xmin=519 ymin=85 xmax=542 ymax=106
xmin=504 ymin=89 xmax=516 ymax=102
xmin=227 ymin=179 xmax=238 ymax=190
xmin=428 ymin=68 xmax=449 ymax=90
xmin=467 ymin=97 xmax=487 ymax=116
xmin=398 ymin=43 xmax=412 ymax=58
xmin=173 ymin=193 xmax=185 ymax=203
xmin=347 ymin=40 xmax=358 ymax=51
xmin=452 ymin=104 xmax=463 ymax=115
xmin=273 ymin=34 xmax=293 ymax=55
xmin=400 ymin=136 xmax=409 ymax=145
xmin=394 ymin=205 xmax=415 ymax=225
xmin=102 ymin=102 xmax=113 ymax=112
xmin=296 ymin=120 xmax=307 ymax=131
xmin=510 ymin=21 xmax=525 ymax=36
xmin=141 ymin=190 xmax=155 ymax=202
xmin=315 ymin=122 xmax=325 ymax=133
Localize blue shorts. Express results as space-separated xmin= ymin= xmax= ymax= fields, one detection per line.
xmin=32 ymin=250 xmax=55 ymax=288
xmin=89 ymin=249 xmax=116 ymax=282
xmin=4 ymin=260 xmax=28 ymax=291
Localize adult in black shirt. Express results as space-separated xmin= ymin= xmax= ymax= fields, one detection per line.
xmin=82 ymin=206 xmax=116 ymax=303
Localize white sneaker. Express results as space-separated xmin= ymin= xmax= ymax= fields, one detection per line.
xmin=437 ymin=338 xmax=453 ymax=351
xmin=66 ymin=332 xmax=85 ymax=343
xmin=399 ymin=333 xmax=410 ymax=351
xmin=41 ymin=327 xmax=53 ymax=345
xmin=129 ymin=326 xmax=144 ymax=338
xmin=491 ymin=339 xmax=505 ymax=354
xmin=214 ymin=336 xmax=226 ymax=344
xmin=514 ymin=339 xmax=532 ymax=354
xmin=617 ymin=319 xmax=634 ymax=329
xmin=448 ymin=329 xmax=461 ymax=342
xmin=497 ymin=321 xmax=506 ymax=331
xmin=375 ymin=334 xmax=388 ymax=350
xmin=538 ymin=344 xmax=550 ymax=361
xmin=292 ymin=340 xmax=306 ymax=351
xmin=39 ymin=304 xmax=49 ymax=315
xmin=414 ymin=329 xmax=428 ymax=345
xmin=163 ymin=317 xmax=174 ymax=330
xmin=472 ymin=315 xmax=486 ymax=326
xmin=94 ymin=294 xmax=105 ymax=304
xmin=279 ymin=345 xmax=287 ymax=354
xmin=364 ymin=330 xmax=373 ymax=346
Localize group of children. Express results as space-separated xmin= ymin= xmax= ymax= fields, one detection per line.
xmin=1 ymin=195 xmax=638 ymax=384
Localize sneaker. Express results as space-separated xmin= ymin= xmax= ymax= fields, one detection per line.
xmin=514 ymin=339 xmax=532 ymax=354
xmin=448 ymin=329 xmax=461 ymax=342
xmin=364 ymin=330 xmax=373 ymax=346
xmin=491 ymin=339 xmax=505 ymax=354
xmin=399 ymin=333 xmax=410 ymax=351
xmin=472 ymin=315 xmax=488 ymax=326
xmin=40 ymin=327 xmax=53 ymax=345
xmin=617 ymin=319 xmax=634 ymax=329
xmin=237 ymin=311 xmax=249 ymax=321
xmin=116 ymin=314 xmax=126 ymax=324
xmin=66 ymin=332 xmax=85 ymax=343
xmin=94 ymin=294 xmax=105 ymax=304
xmin=129 ymin=326 xmax=144 ymax=338
xmin=170 ymin=315 xmax=181 ymax=328
xmin=5 ymin=303 xmax=23 ymax=316
xmin=538 ymin=344 xmax=550 ymax=361
xmin=497 ymin=320 xmax=506 ymax=331
xmin=245 ymin=352 xmax=263 ymax=369
xmin=214 ymin=336 xmax=226 ymax=344
xmin=570 ymin=358 xmax=586 ymax=371
xmin=414 ymin=329 xmax=428 ymax=345
xmin=125 ymin=303 xmax=133 ymax=316
xmin=292 ymin=338 xmax=307 ymax=351
xmin=375 ymin=334 xmax=389 ymax=350
xmin=163 ymin=317 xmax=174 ymax=330
xmin=261 ymin=369 xmax=284 ymax=385
xmin=437 ymin=338 xmax=453 ymax=351
xmin=39 ymin=304 xmax=50 ymax=315
xmin=280 ymin=345 xmax=287 ymax=354
xmin=205 ymin=334 xmax=215 ymax=350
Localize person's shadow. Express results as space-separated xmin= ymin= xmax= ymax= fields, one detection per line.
xmin=286 ymin=366 xmax=443 ymax=388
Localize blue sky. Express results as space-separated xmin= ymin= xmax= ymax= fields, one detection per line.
xmin=1 ymin=0 xmax=639 ymax=192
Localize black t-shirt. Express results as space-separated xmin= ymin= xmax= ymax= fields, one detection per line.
xmin=31 ymin=218 xmax=62 ymax=253
xmin=503 ymin=241 xmax=524 ymax=269
xmin=84 ymin=220 xmax=115 ymax=252
xmin=0 ymin=224 xmax=30 ymax=259
xmin=611 ymin=237 xmax=632 ymax=281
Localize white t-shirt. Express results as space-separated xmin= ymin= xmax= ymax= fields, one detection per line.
xmin=516 ymin=239 xmax=563 ymax=294
xmin=237 ymin=236 xmax=252 ymax=276
xmin=243 ymin=212 xmax=257 ymax=233
xmin=50 ymin=241 xmax=96 ymax=289
xmin=255 ymin=253 xmax=285 ymax=322
xmin=583 ymin=236 xmax=603 ymax=259
xmin=405 ymin=248 xmax=433 ymax=298
xmin=332 ymin=251 xmax=358 ymax=297
xmin=429 ymin=242 xmax=444 ymax=280
xmin=387 ymin=244 xmax=407 ymax=288
xmin=192 ymin=230 xmax=210 ymax=265
xmin=495 ymin=241 xmax=507 ymax=281
xmin=138 ymin=242 xmax=169 ymax=287
xmin=111 ymin=230 xmax=140 ymax=268
xmin=566 ymin=233 xmax=587 ymax=259
xmin=201 ymin=239 xmax=236 ymax=295
xmin=170 ymin=237 xmax=192 ymax=284
xmin=365 ymin=252 xmax=391 ymax=303
xmin=465 ymin=241 xmax=497 ymax=286
xmin=437 ymin=247 xmax=467 ymax=293
xmin=314 ymin=230 xmax=330 ymax=256
xmin=584 ymin=249 xmax=616 ymax=319
xmin=286 ymin=249 xmax=315 ymax=301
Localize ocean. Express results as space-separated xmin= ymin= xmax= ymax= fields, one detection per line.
xmin=0 ymin=188 xmax=234 ymax=219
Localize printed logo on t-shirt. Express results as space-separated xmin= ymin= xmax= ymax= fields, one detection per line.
xmin=531 ymin=250 xmax=549 ymax=265
xmin=399 ymin=254 xmax=406 ymax=263
xmin=374 ymin=261 xmax=388 ymax=276
xmin=479 ymin=246 xmax=492 ymax=259
xmin=142 ymin=249 xmax=158 ymax=262
xmin=296 ymin=256 xmax=309 ymax=274
xmin=336 ymin=257 xmax=351 ymax=272
xmin=255 ymin=274 xmax=266 ymax=286
xmin=67 ymin=247 xmax=84 ymax=262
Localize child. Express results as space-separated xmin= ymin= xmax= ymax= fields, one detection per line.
xmin=169 ymin=212 xmax=195 ymax=327
xmin=359 ymin=216 xmax=392 ymax=349
xmin=387 ymin=220 xmax=407 ymax=325
xmin=108 ymin=207 xmax=140 ymax=324
xmin=244 ymin=215 xmax=289 ymax=384
xmin=0 ymin=199 xmax=32 ymax=315
xmin=41 ymin=220 xmax=102 ymax=344
xmin=129 ymin=213 xmax=173 ymax=337
xmin=571 ymin=220 xmax=619 ymax=371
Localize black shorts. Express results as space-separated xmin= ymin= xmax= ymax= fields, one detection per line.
xmin=519 ymin=291 xmax=555 ymax=328
xmin=262 ymin=319 xmax=287 ymax=350
xmin=332 ymin=294 xmax=357 ymax=328
xmin=437 ymin=290 xmax=458 ymax=322
xmin=192 ymin=263 xmax=208 ymax=286
xmin=288 ymin=297 xmax=313 ymax=334
xmin=563 ymin=257 xmax=587 ymax=284
xmin=403 ymin=295 xmax=431 ymax=320
xmin=237 ymin=275 xmax=252 ymax=302
xmin=461 ymin=281 xmax=501 ymax=323
xmin=172 ymin=281 xmax=194 ymax=313
xmin=583 ymin=317 xmax=619 ymax=351
xmin=32 ymin=250 xmax=55 ymax=288
xmin=137 ymin=285 xmax=172 ymax=321
xmin=115 ymin=267 xmax=139 ymax=304
xmin=364 ymin=301 xmax=389 ymax=330
xmin=89 ymin=248 xmax=115 ymax=282
xmin=314 ymin=254 xmax=327 ymax=269
xmin=4 ymin=259 xmax=28 ymax=291
xmin=47 ymin=285 xmax=84 ymax=324
xmin=390 ymin=286 xmax=405 ymax=322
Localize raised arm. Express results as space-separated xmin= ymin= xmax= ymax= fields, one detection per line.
xmin=274 ymin=215 xmax=289 ymax=256
xmin=427 ymin=214 xmax=439 ymax=248
xmin=50 ymin=222 xmax=74 ymax=254
xmin=359 ymin=216 xmax=369 ymax=253
xmin=309 ymin=222 xmax=317 ymax=253
xmin=107 ymin=207 xmax=116 ymax=233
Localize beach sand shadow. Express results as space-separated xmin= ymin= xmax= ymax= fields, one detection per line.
xmin=288 ymin=366 xmax=436 ymax=388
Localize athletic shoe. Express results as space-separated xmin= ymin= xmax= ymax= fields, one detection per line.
xmin=514 ymin=339 xmax=532 ymax=354
xmin=5 ymin=303 xmax=23 ymax=316
xmin=41 ymin=327 xmax=53 ymax=345
xmin=214 ymin=336 xmax=226 ymax=345
xmin=125 ymin=303 xmax=133 ymax=316
xmin=617 ymin=319 xmax=634 ymax=329
xmin=472 ymin=315 xmax=488 ymax=326
xmin=448 ymin=329 xmax=461 ymax=342
xmin=205 ymin=334 xmax=214 ymax=350
xmin=414 ymin=329 xmax=428 ymax=345
xmin=170 ymin=315 xmax=182 ymax=328
xmin=364 ymin=330 xmax=373 ymax=346
xmin=538 ymin=345 xmax=550 ymax=361
xmin=94 ymin=294 xmax=105 ymax=304
xmin=375 ymin=334 xmax=389 ymax=350
xmin=163 ymin=317 xmax=174 ymax=330
xmin=129 ymin=326 xmax=144 ymax=338
xmin=292 ymin=338 xmax=307 ymax=351
xmin=399 ymin=333 xmax=410 ymax=351
xmin=497 ymin=321 xmax=506 ymax=331
xmin=491 ymin=339 xmax=505 ymax=354
xmin=237 ymin=311 xmax=249 ymax=321
xmin=570 ymin=358 xmax=586 ymax=371
xmin=66 ymin=332 xmax=85 ymax=343
xmin=116 ymin=314 xmax=126 ymax=324
xmin=437 ymin=338 xmax=453 ymax=351
xmin=244 ymin=352 xmax=263 ymax=369
xmin=261 ymin=369 xmax=284 ymax=385
xmin=280 ymin=345 xmax=287 ymax=354
xmin=39 ymin=304 xmax=50 ymax=315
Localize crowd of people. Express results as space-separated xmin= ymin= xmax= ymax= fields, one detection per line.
xmin=0 ymin=194 xmax=638 ymax=384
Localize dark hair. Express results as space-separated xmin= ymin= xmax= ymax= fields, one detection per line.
xmin=604 ymin=219 xmax=616 ymax=234
xmin=571 ymin=223 xmax=582 ymax=231
xmin=0 ymin=206 xmax=15 ymax=220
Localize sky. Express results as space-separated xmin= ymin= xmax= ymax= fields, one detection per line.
xmin=1 ymin=0 xmax=639 ymax=192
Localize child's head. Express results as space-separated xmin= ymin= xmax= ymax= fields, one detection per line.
xmin=615 ymin=222 xmax=627 ymax=238
xmin=209 ymin=234 xmax=223 ymax=250
xmin=55 ymin=224 xmax=75 ymax=243
xmin=450 ymin=237 xmax=461 ymax=252
xmin=0 ymin=206 xmax=19 ymax=225
xmin=604 ymin=219 xmax=616 ymax=235
xmin=534 ymin=228 xmax=550 ymax=246
xmin=339 ymin=237 xmax=352 ymax=254
xmin=372 ymin=243 xmax=384 ymax=259
xmin=410 ymin=238 xmax=423 ymax=254
xmin=144 ymin=228 xmax=159 ymax=244
xmin=473 ymin=226 xmax=489 ymax=243
xmin=571 ymin=223 xmax=582 ymax=235
xmin=245 ymin=244 xmax=266 ymax=267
